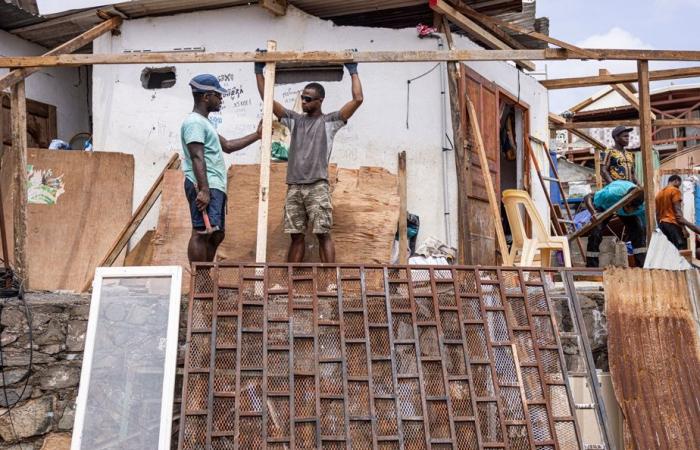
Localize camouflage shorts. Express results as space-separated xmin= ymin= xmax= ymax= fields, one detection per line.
xmin=284 ymin=180 xmax=333 ymax=234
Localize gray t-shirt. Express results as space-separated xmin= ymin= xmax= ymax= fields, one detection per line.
xmin=281 ymin=108 xmax=346 ymax=184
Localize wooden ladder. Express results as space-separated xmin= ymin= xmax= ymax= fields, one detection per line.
xmin=526 ymin=136 xmax=586 ymax=261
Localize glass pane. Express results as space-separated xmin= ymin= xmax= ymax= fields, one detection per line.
xmin=80 ymin=276 xmax=173 ymax=450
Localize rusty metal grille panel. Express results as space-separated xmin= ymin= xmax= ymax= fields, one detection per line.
xmin=179 ymin=264 xmax=583 ymax=450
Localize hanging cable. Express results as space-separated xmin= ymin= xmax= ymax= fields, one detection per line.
xmin=405 ymin=63 xmax=441 ymax=129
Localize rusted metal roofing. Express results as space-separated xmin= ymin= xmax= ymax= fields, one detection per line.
xmin=604 ymin=268 xmax=700 ymax=450
xmin=1 ymin=0 xmax=535 ymax=49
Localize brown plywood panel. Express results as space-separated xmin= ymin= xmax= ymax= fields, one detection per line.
xmin=1 ymin=148 xmax=133 ymax=291
xmin=604 ymin=268 xmax=700 ymax=450
xmin=152 ymin=164 xmax=399 ymax=290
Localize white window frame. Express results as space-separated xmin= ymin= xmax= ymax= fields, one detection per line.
xmin=71 ymin=266 xmax=182 ymax=450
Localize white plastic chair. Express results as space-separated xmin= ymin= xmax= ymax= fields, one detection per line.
xmin=502 ymin=189 xmax=572 ymax=267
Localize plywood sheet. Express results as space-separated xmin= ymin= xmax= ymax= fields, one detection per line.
xmin=1 ymin=149 xmax=133 ymax=291
xmin=604 ymin=268 xmax=700 ymax=450
xmin=150 ymin=170 xmax=192 ymax=290
xmin=125 ymin=229 xmax=155 ymax=266
xmin=151 ymin=164 xmax=399 ymax=290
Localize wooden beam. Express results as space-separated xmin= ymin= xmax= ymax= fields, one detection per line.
xmin=455 ymin=3 xmax=599 ymax=59
xmin=259 ymin=0 xmax=287 ymax=16
xmin=10 ymin=81 xmax=28 ymax=288
xmin=442 ymin=3 xmax=527 ymax=50
xmin=0 ymin=16 xmax=121 ymax=93
xmin=256 ymin=40 xmax=277 ymax=263
xmin=552 ymin=118 xmax=700 ymax=129
xmin=429 ymin=0 xmax=536 ymax=71
xmin=568 ymin=187 xmax=643 ymax=241
xmin=543 ymin=65 xmax=700 ymax=90
xmin=465 ymin=97 xmax=510 ymax=265
xmin=638 ymin=60 xmax=656 ymax=243
xmin=81 ymin=153 xmax=181 ymax=292
xmin=442 ymin=15 xmax=473 ymax=264
xmin=3 ymin=48 xmax=700 ymax=68
xmin=600 ymin=68 xmax=657 ymax=120
xmin=398 ymin=151 xmax=408 ymax=264
xmin=566 ymin=87 xmax=614 ymax=113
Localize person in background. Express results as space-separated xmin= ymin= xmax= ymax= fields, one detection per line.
xmin=655 ymin=174 xmax=700 ymax=249
xmin=584 ymin=179 xmax=646 ymax=267
xmin=601 ymin=126 xmax=637 ymax=185
xmin=181 ymin=74 xmax=262 ymax=263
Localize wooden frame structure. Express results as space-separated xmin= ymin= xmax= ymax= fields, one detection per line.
xmin=5 ymin=11 xmax=700 ymax=277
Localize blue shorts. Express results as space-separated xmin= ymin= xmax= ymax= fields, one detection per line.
xmin=184 ymin=178 xmax=227 ymax=231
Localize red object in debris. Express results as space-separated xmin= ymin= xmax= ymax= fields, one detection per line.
xmin=416 ymin=23 xmax=437 ymax=38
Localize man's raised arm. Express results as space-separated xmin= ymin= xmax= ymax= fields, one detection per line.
xmin=255 ymin=56 xmax=286 ymax=119
xmin=339 ymin=62 xmax=364 ymax=122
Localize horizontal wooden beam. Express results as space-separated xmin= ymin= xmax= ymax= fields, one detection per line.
xmin=429 ymin=0 xmax=536 ymax=71
xmin=4 ymin=48 xmax=700 ymax=68
xmin=600 ymin=68 xmax=657 ymax=120
xmin=543 ymin=65 xmax=700 ymax=89
xmin=260 ymin=0 xmax=287 ymax=16
xmin=455 ymin=2 xmax=598 ymax=59
xmin=0 ymin=16 xmax=122 ymax=92
xmin=551 ymin=118 xmax=700 ymax=130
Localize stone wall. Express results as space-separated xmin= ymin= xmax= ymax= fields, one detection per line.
xmin=0 ymin=293 xmax=188 ymax=450
xmin=0 ymin=293 xmax=88 ymax=450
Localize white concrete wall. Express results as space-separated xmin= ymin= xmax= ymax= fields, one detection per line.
xmin=92 ymin=4 xmax=551 ymax=251
xmin=0 ymin=29 xmax=89 ymax=140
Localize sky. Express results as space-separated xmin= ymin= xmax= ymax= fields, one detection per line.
xmin=536 ymin=0 xmax=700 ymax=112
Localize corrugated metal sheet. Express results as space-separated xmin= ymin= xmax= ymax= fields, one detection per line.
xmin=604 ymin=268 xmax=700 ymax=450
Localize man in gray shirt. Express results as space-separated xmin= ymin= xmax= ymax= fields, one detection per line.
xmin=256 ymin=60 xmax=363 ymax=262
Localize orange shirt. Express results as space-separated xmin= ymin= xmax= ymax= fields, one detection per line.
xmin=655 ymin=185 xmax=682 ymax=225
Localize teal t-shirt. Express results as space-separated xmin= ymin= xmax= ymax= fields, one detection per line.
xmin=593 ymin=180 xmax=643 ymax=217
xmin=180 ymin=112 xmax=227 ymax=192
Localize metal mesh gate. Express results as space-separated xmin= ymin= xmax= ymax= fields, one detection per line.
xmin=179 ymin=264 xmax=583 ymax=450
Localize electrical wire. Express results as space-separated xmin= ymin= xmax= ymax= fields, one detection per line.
xmin=405 ymin=63 xmax=441 ymax=129
xmin=0 ymin=293 xmax=34 ymax=423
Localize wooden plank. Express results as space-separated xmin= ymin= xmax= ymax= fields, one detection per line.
xmin=568 ymin=187 xmax=643 ymax=241
xmin=124 ymin=230 xmax=155 ymax=266
xmin=256 ymin=40 xmax=277 ymax=263
xmin=600 ymin=68 xmax=657 ymax=120
xmin=638 ymin=60 xmax=656 ymax=243
xmin=398 ymin=151 xmax=408 ymax=264
xmin=4 ymin=48 xmax=700 ymax=67
xmin=1 ymin=149 xmax=134 ymax=291
xmin=566 ymin=87 xmax=614 ymax=113
xmin=81 ymin=152 xmax=180 ymax=292
xmin=554 ymin=118 xmax=700 ymax=130
xmin=260 ymin=0 xmax=287 ymax=15
xmin=455 ymin=3 xmax=598 ymax=59
xmin=442 ymin=16 xmax=473 ymax=264
xmin=543 ymin=65 xmax=700 ymax=90
xmin=0 ymin=16 xmax=122 ymax=93
xmin=442 ymin=4 xmax=526 ymax=50
xmin=10 ymin=81 xmax=28 ymax=288
xmin=465 ymin=97 xmax=509 ymax=265
xmin=429 ymin=0 xmax=536 ymax=71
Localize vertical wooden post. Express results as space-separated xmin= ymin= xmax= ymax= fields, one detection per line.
xmin=637 ymin=59 xmax=656 ymax=243
xmin=466 ymin=97 xmax=510 ymax=265
xmin=11 ymin=80 xmax=28 ymax=287
xmin=255 ymin=40 xmax=277 ymax=263
xmin=594 ymin=148 xmax=603 ymax=189
xmin=398 ymin=151 xmax=408 ymax=264
xmin=442 ymin=16 xmax=473 ymax=264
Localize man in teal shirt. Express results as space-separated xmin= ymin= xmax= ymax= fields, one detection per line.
xmin=182 ymin=74 xmax=261 ymax=263
xmin=583 ymin=179 xmax=646 ymax=267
